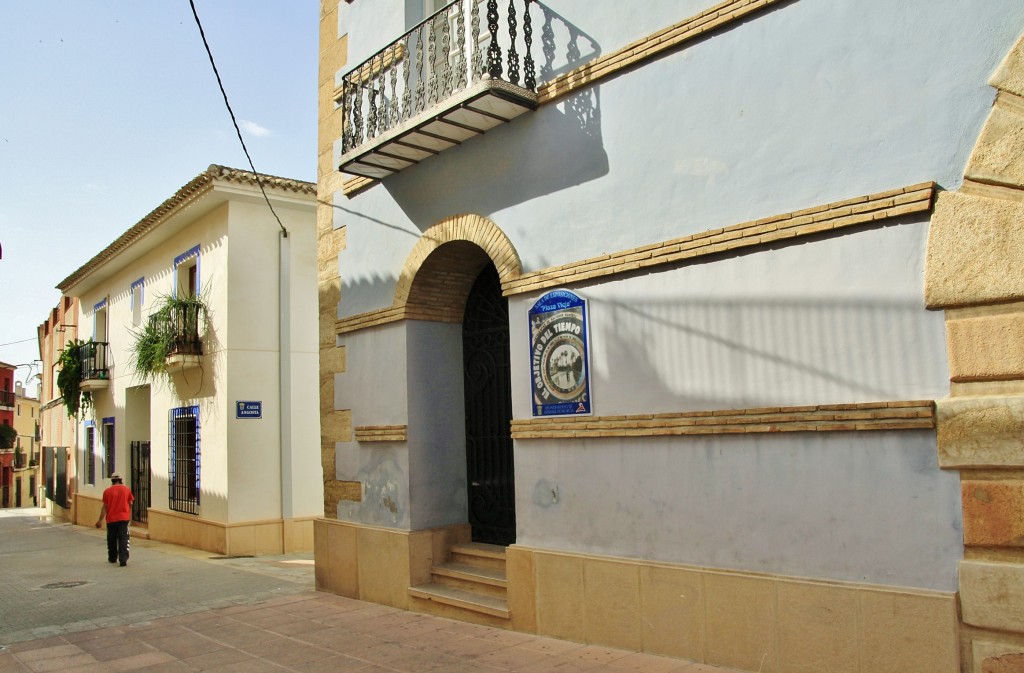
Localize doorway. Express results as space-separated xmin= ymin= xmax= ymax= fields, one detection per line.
xmin=462 ymin=264 xmax=515 ymax=545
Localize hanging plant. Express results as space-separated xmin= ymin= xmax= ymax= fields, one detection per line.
xmin=129 ymin=293 xmax=210 ymax=383
xmin=56 ymin=338 xmax=93 ymax=418
xmin=0 ymin=424 xmax=16 ymax=449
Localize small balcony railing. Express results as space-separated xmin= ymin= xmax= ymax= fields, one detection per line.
xmin=339 ymin=0 xmax=539 ymax=179
xmin=78 ymin=341 xmax=110 ymax=388
xmin=166 ymin=302 xmax=203 ymax=356
xmin=0 ymin=390 xmax=14 ymax=409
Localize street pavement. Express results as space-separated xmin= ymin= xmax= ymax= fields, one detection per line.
xmin=0 ymin=508 xmax=743 ymax=673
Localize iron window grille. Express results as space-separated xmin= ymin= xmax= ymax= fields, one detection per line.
xmin=84 ymin=422 xmax=96 ymax=486
xmin=102 ymin=417 xmax=115 ymax=478
xmin=168 ymin=406 xmax=200 ymax=514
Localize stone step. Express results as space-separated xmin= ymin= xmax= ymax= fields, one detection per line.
xmin=432 ymin=561 xmax=507 ymax=598
xmin=449 ymin=542 xmax=507 ymax=571
xmin=408 ymin=582 xmax=510 ymax=619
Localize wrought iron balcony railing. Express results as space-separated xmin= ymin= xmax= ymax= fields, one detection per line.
xmin=0 ymin=389 xmax=14 ymax=408
xmin=166 ymin=302 xmax=204 ymax=356
xmin=79 ymin=341 xmax=110 ymax=382
xmin=339 ymin=0 xmax=539 ymax=179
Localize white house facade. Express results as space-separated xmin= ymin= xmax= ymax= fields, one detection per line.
xmin=59 ymin=165 xmax=322 ymax=555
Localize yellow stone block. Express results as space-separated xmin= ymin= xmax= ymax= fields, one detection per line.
xmin=534 ymin=552 xmax=585 ymax=643
xmin=506 ymin=546 xmax=538 ymax=634
xmin=936 ymin=395 xmax=1024 ymax=468
xmin=582 ymin=558 xmax=642 ymax=651
xmin=925 ymin=191 xmax=1024 ymax=308
xmin=965 ymin=102 xmax=1024 ymax=190
xmin=858 ymin=588 xmax=959 ymax=673
xmin=960 ymin=560 xmax=1024 ymax=633
xmin=972 ymin=638 xmax=1024 ymax=673
xmin=777 ymin=581 xmax=859 ymax=673
xmin=947 ymin=312 xmax=1024 ymax=382
xmin=639 ymin=564 xmax=705 ymax=661
xmin=704 ymin=572 xmax=778 ymax=672
xmin=991 ymin=34 xmax=1024 ymax=98
xmin=357 ymin=527 xmax=410 ymax=609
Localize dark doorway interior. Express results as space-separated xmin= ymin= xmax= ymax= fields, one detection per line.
xmin=462 ymin=264 xmax=515 ymax=545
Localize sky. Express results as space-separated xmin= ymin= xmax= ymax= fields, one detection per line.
xmin=0 ymin=1 xmax=319 ymax=393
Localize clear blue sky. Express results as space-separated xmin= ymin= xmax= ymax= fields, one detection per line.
xmin=0 ymin=1 xmax=319 ymax=389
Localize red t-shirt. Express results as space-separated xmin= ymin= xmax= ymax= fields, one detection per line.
xmin=102 ymin=483 xmax=134 ymax=523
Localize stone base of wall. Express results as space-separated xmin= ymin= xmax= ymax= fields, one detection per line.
xmin=148 ymin=509 xmax=316 ymax=556
xmin=314 ymin=519 xmax=959 ymax=673
xmin=76 ymin=494 xmax=315 ymax=555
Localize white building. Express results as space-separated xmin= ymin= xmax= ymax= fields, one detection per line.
xmin=58 ymin=165 xmax=322 ymax=555
xmin=315 ymin=2 xmax=1024 ymax=671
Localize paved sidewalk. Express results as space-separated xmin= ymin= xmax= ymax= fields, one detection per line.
xmin=0 ymin=509 xmax=744 ymax=673
xmin=0 ymin=508 xmax=313 ymax=644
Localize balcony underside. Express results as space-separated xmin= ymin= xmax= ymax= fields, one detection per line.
xmin=339 ymin=78 xmax=537 ymax=180
xmin=165 ymin=354 xmax=202 ymax=374
xmin=80 ymin=378 xmax=109 ymax=392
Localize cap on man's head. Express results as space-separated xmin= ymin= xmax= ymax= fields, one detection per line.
xmin=110 ymin=472 xmax=123 ymax=481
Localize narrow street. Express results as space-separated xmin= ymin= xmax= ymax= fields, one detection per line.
xmin=0 ymin=509 xmax=742 ymax=673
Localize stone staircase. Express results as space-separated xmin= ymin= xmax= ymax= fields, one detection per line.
xmin=408 ymin=542 xmax=510 ymax=623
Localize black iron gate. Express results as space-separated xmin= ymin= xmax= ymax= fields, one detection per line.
xmin=462 ymin=264 xmax=515 ymax=545
xmin=130 ymin=440 xmax=151 ymax=524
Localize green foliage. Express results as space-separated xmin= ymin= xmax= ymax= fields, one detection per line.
xmin=56 ymin=339 xmax=93 ymax=418
xmin=129 ymin=293 xmax=209 ymax=383
xmin=0 ymin=424 xmax=16 ymax=449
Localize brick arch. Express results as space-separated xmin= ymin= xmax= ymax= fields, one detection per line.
xmin=394 ymin=214 xmax=521 ymax=323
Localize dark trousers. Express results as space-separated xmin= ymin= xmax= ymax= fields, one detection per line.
xmin=106 ymin=520 xmax=130 ymax=564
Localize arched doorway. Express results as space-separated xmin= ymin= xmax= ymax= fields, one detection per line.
xmin=462 ymin=263 xmax=515 ymax=545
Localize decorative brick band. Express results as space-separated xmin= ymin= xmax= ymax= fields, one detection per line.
xmin=510 ymin=401 xmax=935 ymax=440
xmin=342 ymin=175 xmax=374 ymax=196
xmin=503 ymin=182 xmax=935 ymax=296
xmin=354 ymin=425 xmax=408 ymax=442
xmin=537 ymin=0 xmax=787 ymax=104
xmin=336 ymin=183 xmax=936 ymax=335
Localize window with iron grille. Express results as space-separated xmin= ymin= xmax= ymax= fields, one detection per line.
xmin=85 ymin=422 xmax=96 ymax=486
xmin=168 ymin=406 xmax=200 ymax=514
xmin=102 ymin=417 xmax=115 ymax=477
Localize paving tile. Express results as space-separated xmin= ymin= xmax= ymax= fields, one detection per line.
xmin=106 ymin=651 xmax=179 ymax=672
xmin=433 ymin=635 xmax=511 ymax=658
xmin=566 ymin=645 xmax=635 ymax=664
xmin=607 ymin=653 xmax=696 ymax=673
xmin=21 ymin=653 xmax=96 ymax=673
xmin=476 ymin=645 xmax=555 ymax=670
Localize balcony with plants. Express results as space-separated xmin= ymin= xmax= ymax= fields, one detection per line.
xmin=338 ymin=0 xmax=540 ymax=180
xmin=130 ymin=294 xmax=209 ymax=379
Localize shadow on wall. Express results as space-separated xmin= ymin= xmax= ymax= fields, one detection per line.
xmin=385 ymin=5 xmax=607 ymax=227
xmin=592 ymin=294 xmax=947 ymax=414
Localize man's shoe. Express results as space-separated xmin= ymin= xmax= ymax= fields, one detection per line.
xmin=108 ymin=559 xmax=117 ymax=564
xmin=119 ymin=561 xmax=127 ymax=566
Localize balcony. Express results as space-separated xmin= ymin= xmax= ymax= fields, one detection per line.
xmin=0 ymin=389 xmax=13 ymax=409
xmin=78 ymin=341 xmax=110 ymax=391
xmin=163 ymin=300 xmax=204 ymax=374
xmin=338 ymin=0 xmax=539 ymax=180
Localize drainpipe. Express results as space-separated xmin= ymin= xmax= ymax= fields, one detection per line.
xmin=279 ymin=228 xmax=293 ymax=551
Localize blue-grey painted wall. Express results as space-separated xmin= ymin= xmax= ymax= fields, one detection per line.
xmin=330 ymin=0 xmax=1023 ymax=590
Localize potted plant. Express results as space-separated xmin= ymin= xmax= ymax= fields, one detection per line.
xmin=0 ymin=424 xmax=16 ymax=450
xmin=129 ymin=293 xmax=210 ymax=382
xmin=56 ymin=338 xmax=94 ymax=418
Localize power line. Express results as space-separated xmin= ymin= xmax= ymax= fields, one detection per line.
xmin=188 ymin=0 xmax=289 ymax=237
xmin=0 ymin=337 xmax=37 ymax=348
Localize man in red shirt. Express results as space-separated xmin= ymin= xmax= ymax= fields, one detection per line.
xmin=95 ymin=472 xmax=134 ymax=566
